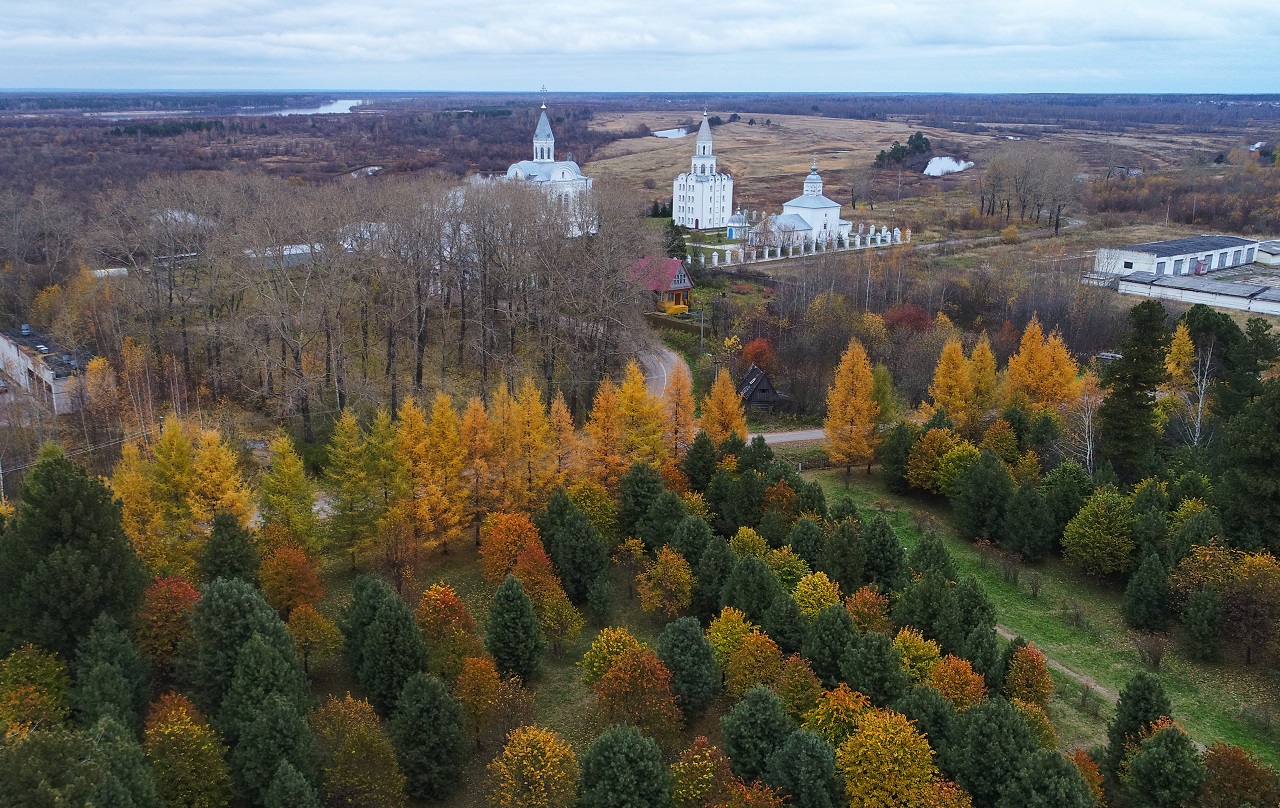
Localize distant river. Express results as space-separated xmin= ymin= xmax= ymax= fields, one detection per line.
xmin=256 ymin=99 xmax=365 ymax=116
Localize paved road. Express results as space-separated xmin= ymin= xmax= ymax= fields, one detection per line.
xmin=751 ymin=428 xmax=826 ymax=445
xmin=638 ymin=345 xmax=685 ymax=397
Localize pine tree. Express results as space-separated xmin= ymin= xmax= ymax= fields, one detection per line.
xmin=543 ymin=506 xmax=608 ymax=604
xmin=657 ymin=617 xmax=719 ymax=715
xmin=859 ymin=513 xmax=907 ymax=593
xmin=486 ymin=575 xmax=544 ymax=679
xmin=325 ymin=409 xmax=376 ymax=563
xmin=259 ymin=436 xmax=316 ymax=548
xmin=722 ymin=685 xmax=794 ymax=782
xmin=894 ymin=685 xmax=960 ymax=775
xmin=1123 ymin=726 xmax=1206 ymax=808
xmin=389 ymin=673 xmax=465 ymax=801
xmin=187 ymin=578 xmax=293 ymax=717
xmin=764 ymin=729 xmax=842 ymax=808
xmin=1123 ymin=553 xmax=1170 ymax=631
xmin=1106 ymin=672 xmax=1172 ymax=773
xmin=198 ymin=512 xmax=259 ymax=585
xmin=694 ymin=537 xmax=737 ymax=619
xmin=618 ymin=360 xmax=668 ymax=469
xmin=763 ymin=594 xmax=808 ymax=655
xmin=820 ymin=518 xmax=862 ymax=595
xmin=584 ymin=379 xmax=628 ymax=493
xmin=231 ymin=692 xmax=316 ymax=805
xmin=839 ymin=631 xmax=911 ymax=707
xmin=636 ymin=489 xmax=687 ymax=552
xmin=358 ymin=595 xmax=428 ymax=716
xmin=802 ymin=605 xmax=856 ymax=687
xmin=265 ymin=760 xmax=322 ymax=808
xmin=907 ymin=532 xmax=956 ymax=582
xmin=1002 ymin=483 xmax=1054 ymax=562
xmin=618 ymin=461 xmax=666 ymax=540
xmin=0 ymin=445 xmax=146 ymax=658
xmin=953 ymin=697 xmax=1037 ymax=807
xmin=1217 ymin=379 xmax=1280 ymax=553
xmin=578 ymin=725 xmax=672 ymax=808
xmin=877 ymin=422 xmax=918 ymax=494
xmin=89 ymin=715 xmax=161 ymax=807
xmin=928 ymin=338 xmax=975 ymax=432
xmin=671 ymin=516 xmax=714 ymax=567
xmin=682 ymin=430 xmax=719 ymax=493
xmin=721 ymin=557 xmax=785 ymax=623
xmin=951 ymin=450 xmax=1014 ymax=541
xmin=1182 ymin=583 xmax=1225 ymax=661
xmin=700 ymin=368 xmax=748 ymax=446
xmin=664 ymin=361 xmax=699 ymax=459
xmin=1099 ymin=301 xmax=1170 ymax=482
xmin=74 ymin=613 xmax=147 ymax=729
xmin=219 ymin=631 xmax=309 ymax=743
xmin=995 ymin=749 xmax=1093 ymax=808
xmin=824 ymin=337 xmax=880 ymax=479
xmin=786 ymin=517 xmax=823 ymax=570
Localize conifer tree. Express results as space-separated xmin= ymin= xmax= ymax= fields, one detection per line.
xmin=190 ymin=428 xmax=253 ymax=531
xmin=694 ymin=537 xmax=737 ymax=619
xmin=548 ymin=390 xmax=580 ymax=480
xmin=1123 ymin=553 xmax=1170 ymax=631
xmin=618 ymin=461 xmax=666 ymax=539
xmin=543 ymin=506 xmax=608 ymax=604
xmin=578 ymin=725 xmax=672 ymax=808
xmin=894 ymin=685 xmax=960 ymax=774
xmin=364 ymin=406 xmax=405 ymax=523
xmin=953 ymin=697 xmax=1036 ymax=807
xmin=506 ymin=379 xmax=556 ymax=512
xmin=357 ymin=595 xmax=428 ymax=716
xmin=995 ymin=749 xmax=1093 ymax=808
xmin=1123 ymin=726 xmax=1205 ymax=808
xmin=584 ymin=379 xmax=629 ymax=493
xmin=764 ymin=729 xmax=842 ymax=808
xmin=788 ymin=517 xmax=825 ymax=569
xmin=671 ymin=515 xmax=714 ymax=567
xmin=820 ymin=518 xmax=862 ymax=595
xmin=426 ymin=392 xmax=470 ymax=549
xmin=1002 ymin=483 xmax=1054 ymax=561
xmin=951 ymin=450 xmax=1014 ymax=541
xmin=969 ymin=333 xmax=1000 ymax=421
xmin=389 ymin=673 xmax=465 ymax=801
xmin=219 ymin=631 xmax=309 ymax=743
xmin=635 ymin=489 xmax=687 ymax=552
xmin=89 ymin=715 xmax=161 ymax=807
xmin=0 ymin=445 xmax=146 ymax=658
xmin=112 ymin=440 xmax=158 ymax=570
xmin=721 ymin=686 xmax=795 ymax=782
xmin=839 ymin=631 xmax=911 ymax=707
xmin=149 ymin=415 xmax=198 ymax=570
xmin=721 ymin=556 xmax=784 ymax=623
xmin=1182 ymin=583 xmax=1224 ymax=661
xmin=458 ymin=397 xmax=494 ymax=540
xmin=700 ymin=368 xmax=748 ymax=446
xmin=74 ymin=613 xmax=147 ymax=728
xmin=763 ymin=594 xmax=809 ymax=655
xmin=1099 ymin=301 xmax=1170 ymax=482
xmin=1106 ymin=672 xmax=1172 ymax=774
xmin=199 ymin=512 xmax=260 ymax=584
xmin=681 ymin=430 xmax=719 ymax=493
xmin=658 ymin=616 xmax=720 ymax=715
xmin=231 ymin=692 xmax=316 ymax=805
xmin=259 ymin=436 xmax=316 ymax=548
xmin=265 ymin=760 xmax=321 ymax=808
xmin=802 ymin=605 xmax=856 ymax=687
xmin=664 ymin=361 xmax=698 ymax=459
xmin=325 ymin=409 xmax=376 ymax=562
xmin=824 ymin=337 xmax=879 ymax=480
xmin=907 ymin=532 xmax=956 ymax=581
xmin=877 ymin=422 xmax=918 ymax=493
xmin=619 ymin=360 xmax=668 ymax=469
xmin=486 ymin=575 xmax=544 ymax=679
xmin=859 ymin=513 xmax=907 ymax=593
xmin=928 ymin=338 xmax=975 ymax=432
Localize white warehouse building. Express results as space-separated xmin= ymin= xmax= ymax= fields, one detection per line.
xmin=673 ymin=114 xmax=733 ymax=231
xmin=1094 ymin=235 xmax=1260 ymax=277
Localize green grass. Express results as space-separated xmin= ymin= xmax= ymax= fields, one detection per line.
xmin=809 ymin=469 xmax=1280 ymax=766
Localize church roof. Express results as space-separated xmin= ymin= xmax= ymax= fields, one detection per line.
xmin=772 ymin=213 xmax=812 ymax=232
xmin=727 ymin=211 xmax=749 ymax=227
xmin=696 ymin=115 xmax=713 ymax=143
xmin=507 ymin=160 xmax=587 ymax=183
xmin=534 ymin=108 xmax=554 ymax=140
xmin=783 ymin=194 xmax=841 ymax=210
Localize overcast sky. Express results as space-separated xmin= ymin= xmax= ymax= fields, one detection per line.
xmin=3 ymin=0 xmax=1278 ymax=93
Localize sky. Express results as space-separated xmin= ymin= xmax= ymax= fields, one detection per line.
xmin=3 ymin=0 xmax=1279 ymax=93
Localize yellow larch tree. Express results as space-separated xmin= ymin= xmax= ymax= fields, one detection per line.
xmin=113 ymin=441 xmax=162 ymax=573
xmin=487 ymin=384 xmax=518 ymax=501
xmin=392 ymin=397 xmax=440 ymax=552
xmin=548 ymin=390 xmax=580 ymax=482
xmin=425 ymin=392 xmax=468 ymax=551
xmin=1040 ymin=329 xmax=1081 ymax=410
xmin=926 ymin=338 xmax=974 ymax=430
xmin=459 ymin=396 xmax=495 ymax=543
xmin=259 ymin=434 xmax=317 ymax=549
xmin=1165 ymin=322 xmax=1195 ymax=386
xmin=618 ymin=360 xmax=668 ymax=469
xmin=325 ymin=409 xmax=377 ymax=563
xmin=699 ymin=368 xmax=748 ymax=446
xmin=148 ymin=415 xmax=198 ymax=575
xmin=1003 ymin=316 xmax=1049 ymax=408
xmin=583 ymin=379 xmax=628 ymax=493
xmin=662 ymin=361 xmax=698 ymax=461
xmin=364 ymin=406 xmax=404 ymax=522
xmin=190 ymin=428 xmax=253 ymax=529
xmin=1005 ymin=316 xmax=1080 ymax=411
xmin=968 ymin=333 xmax=999 ymax=423
xmin=824 ymin=337 xmax=880 ymax=480
xmin=507 ymin=378 xmax=555 ymax=513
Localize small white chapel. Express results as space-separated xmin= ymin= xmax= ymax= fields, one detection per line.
xmin=750 ymin=160 xmax=852 ymax=250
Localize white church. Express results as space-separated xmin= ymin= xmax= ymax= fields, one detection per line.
xmin=750 ymin=160 xmax=853 ymax=250
xmin=673 ymin=114 xmax=733 ymax=231
xmin=505 ymin=105 xmax=595 ymax=233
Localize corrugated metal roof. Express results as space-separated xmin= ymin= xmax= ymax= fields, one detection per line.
xmin=1118 ymin=235 xmax=1255 ymax=258
xmin=1152 ymin=275 xmax=1267 ymax=297
xmin=1258 ymin=240 xmax=1280 ymax=255
xmin=1253 ymin=287 xmax=1280 ymax=303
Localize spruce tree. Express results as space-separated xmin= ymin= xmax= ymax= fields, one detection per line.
xmin=617 ymin=462 xmax=665 ymax=539
xmin=721 ymin=557 xmax=784 ymax=622
xmin=671 ymin=516 xmax=713 ymax=567
xmin=954 ymin=697 xmax=1037 ymax=807
xmin=75 ymin=613 xmax=147 ymax=728
xmin=656 ymin=617 xmax=719 ymax=715
xmin=199 ymin=512 xmax=260 ymax=585
xmin=231 ymin=693 xmax=317 ymax=805
xmin=1106 ymin=672 xmax=1172 ymax=774
xmin=187 ymin=577 xmax=293 ymax=716
xmin=894 ymin=685 xmax=960 ymax=777
xmin=893 ymin=569 xmax=952 ymax=641
xmin=1131 ymin=509 xmax=1169 ymax=562
xmin=803 ymin=605 xmax=856 ymax=687
xmin=1099 ymin=301 xmax=1170 ymax=483
xmin=907 ymin=531 xmax=956 ymax=581
xmin=859 ymin=513 xmax=907 ymax=593
xmin=1039 ymin=460 xmax=1094 ymax=548
xmin=820 ymin=518 xmax=862 ymax=595
xmin=389 ymin=673 xmax=465 ymax=801
xmin=763 ymin=595 xmax=807 ymax=655
xmin=1218 ymin=379 xmax=1280 ymax=552
xmin=694 ymin=537 xmax=737 ymax=619
xmin=543 ymin=507 xmax=608 ymax=604
xmin=877 ymin=422 xmax=918 ymax=494
xmin=681 ymin=431 xmax=719 ymax=493
xmin=636 ymin=490 xmax=687 ymax=552
xmin=788 ymin=518 xmax=825 ymax=570
xmin=995 ymin=749 xmax=1093 ymax=808
xmin=578 ymin=725 xmax=672 ymax=808
xmin=1124 ymin=727 xmax=1206 ymax=808
xmin=764 ymin=729 xmax=841 ymax=808
xmin=952 ymin=450 xmax=1014 ymax=541
xmin=1002 ymin=484 xmax=1055 ymax=562
xmin=220 ymin=632 xmax=309 ymax=742
xmin=340 ymin=574 xmax=398 ymax=675
xmin=1182 ymin=583 xmax=1224 ymax=661
xmin=265 ymin=760 xmax=322 ymax=808
xmin=1122 ymin=553 xmax=1170 ymax=631
xmin=358 ymin=595 xmax=429 ymax=716
xmin=485 ymin=575 xmax=544 ymax=679
xmin=721 ymin=685 xmax=794 ymax=782
xmin=89 ymin=716 xmax=161 ymax=808
xmin=0 ymin=446 xmax=146 ymax=658
xmin=534 ymin=487 xmax=575 ymax=544
xmin=838 ymin=631 xmax=910 ymax=707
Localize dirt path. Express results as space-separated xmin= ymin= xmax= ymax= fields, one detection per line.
xmin=995 ymin=624 xmax=1120 ymax=705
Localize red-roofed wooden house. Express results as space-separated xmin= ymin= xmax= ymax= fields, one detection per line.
xmin=633 ymin=255 xmax=693 ymax=314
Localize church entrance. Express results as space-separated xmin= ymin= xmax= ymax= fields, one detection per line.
xmin=694 ymin=218 xmax=699 ymax=229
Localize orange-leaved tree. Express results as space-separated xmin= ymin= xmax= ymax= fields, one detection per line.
xmin=1004 ymin=643 xmax=1053 ymax=708
xmin=584 ymin=379 xmax=628 ymax=493
xmin=671 ymin=736 xmax=734 ymax=808
xmin=578 ymin=626 xmax=646 ymax=686
xmin=926 ymin=338 xmax=974 ymax=432
xmin=725 ymin=631 xmax=784 ymax=699
xmin=926 ymin=655 xmax=987 ymax=711
xmin=591 ymin=644 xmax=683 ymax=746
xmin=454 ymin=656 xmax=501 ymax=745
xmin=487 ymin=725 xmax=579 ymax=808
xmin=802 ymin=683 xmax=871 ymax=748
xmin=663 ymin=361 xmax=698 ymax=460
xmin=259 ymin=545 xmax=324 ymax=615
xmin=415 ymin=583 xmax=485 ymax=682
xmin=136 ymin=575 xmax=199 ymax=678
xmin=479 ymin=512 xmax=541 ymax=584
xmin=286 ymin=604 xmax=341 ymax=675
xmin=699 ymin=368 xmax=748 ymax=446
xmin=844 ymin=585 xmax=893 ymax=634
xmin=824 ymin=336 xmax=880 ymax=480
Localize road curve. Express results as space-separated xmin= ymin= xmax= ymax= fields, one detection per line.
xmin=638 ymin=345 xmax=686 ymax=397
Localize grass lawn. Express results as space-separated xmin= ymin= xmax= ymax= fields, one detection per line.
xmin=808 ymin=468 xmax=1280 ymax=766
